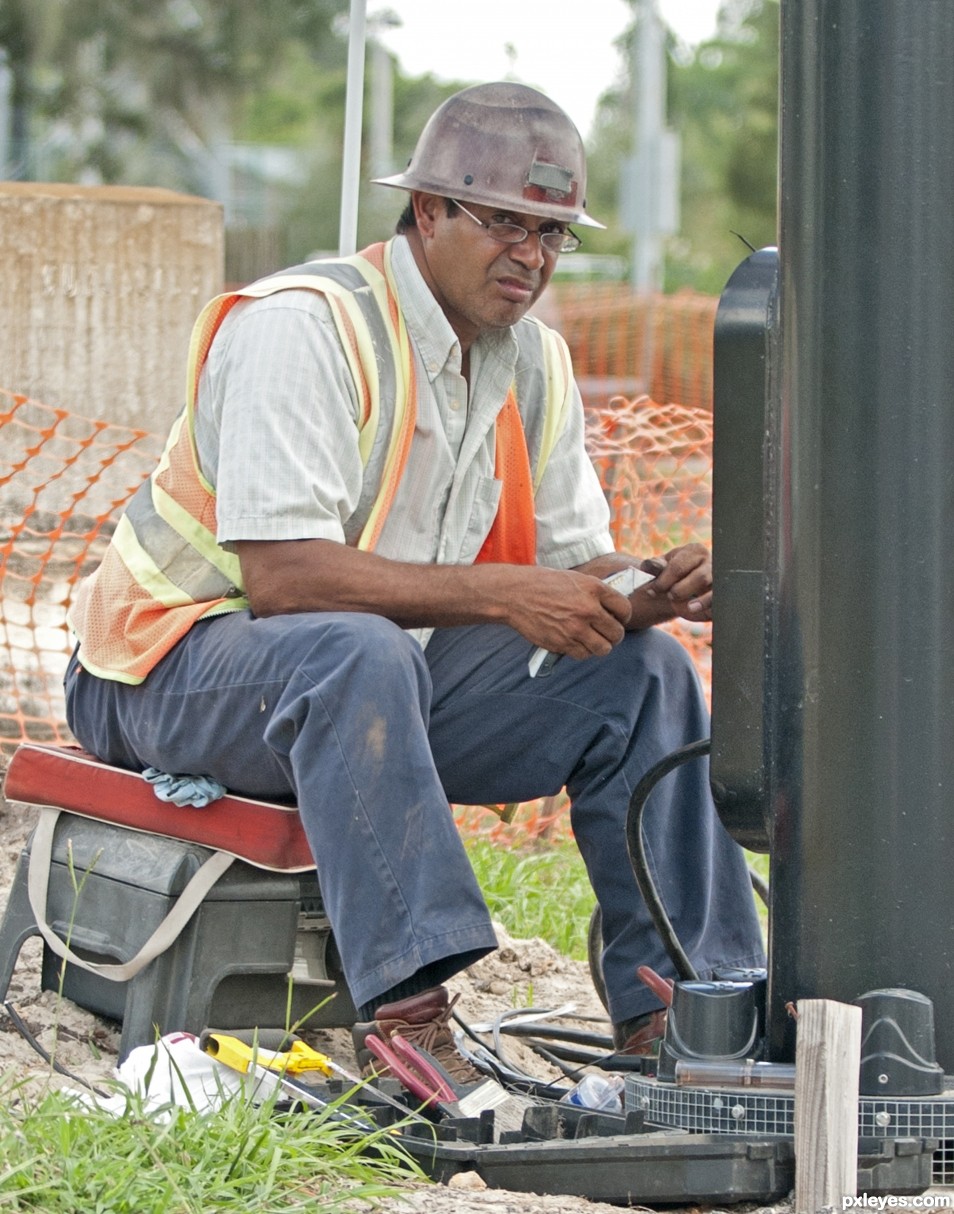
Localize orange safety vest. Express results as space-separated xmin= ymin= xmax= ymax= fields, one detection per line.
xmin=69 ymin=241 xmax=572 ymax=684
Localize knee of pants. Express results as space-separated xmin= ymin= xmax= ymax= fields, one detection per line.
xmin=292 ymin=612 xmax=432 ymax=699
xmin=613 ymin=626 xmax=704 ymax=694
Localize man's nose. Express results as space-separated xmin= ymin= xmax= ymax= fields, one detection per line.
xmin=507 ymin=231 xmax=547 ymax=270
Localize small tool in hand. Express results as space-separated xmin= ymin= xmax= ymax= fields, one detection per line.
xmin=528 ymin=565 xmax=658 ymax=678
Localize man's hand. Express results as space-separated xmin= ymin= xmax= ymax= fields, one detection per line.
xmin=573 ymin=544 xmax=713 ymax=630
xmin=501 ymin=566 xmax=633 ymax=660
xmin=643 ymin=543 xmax=712 ymax=622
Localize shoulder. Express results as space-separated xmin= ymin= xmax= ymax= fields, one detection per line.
xmin=512 ymin=314 xmax=573 ymax=387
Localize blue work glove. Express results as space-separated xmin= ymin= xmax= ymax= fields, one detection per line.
xmin=142 ymin=768 xmax=226 ymax=808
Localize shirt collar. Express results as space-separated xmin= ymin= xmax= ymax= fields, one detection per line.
xmin=390 ymin=235 xmax=517 ymax=383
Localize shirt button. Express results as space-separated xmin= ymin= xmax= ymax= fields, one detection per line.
xmin=449 ymin=399 xmax=461 ymax=411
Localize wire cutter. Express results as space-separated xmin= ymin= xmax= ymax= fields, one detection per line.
xmin=364 ymin=1032 xmax=458 ymax=1111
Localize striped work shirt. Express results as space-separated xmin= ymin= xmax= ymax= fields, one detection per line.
xmin=193 ymin=235 xmax=614 ymax=582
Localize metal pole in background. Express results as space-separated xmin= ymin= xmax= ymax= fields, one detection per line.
xmin=338 ymin=0 xmax=368 ymax=256
xmin=768 ymin=0 xmax=954 ymax=1069
xmin=629 ymin=0 xmax=666 ymax=292
xmin=0 ymin=50 xmax=11 ymax=178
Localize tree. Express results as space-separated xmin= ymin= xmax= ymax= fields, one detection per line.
xmin=669 ymin=0 xmax=779 ymax=292
xmin=0 ymin=0 xmax=346 ymax=189
xmin=585 ymin=0 xmax=779 ymax=294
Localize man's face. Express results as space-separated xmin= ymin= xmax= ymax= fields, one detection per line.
xmin=411 ymin=192 xmax=564 ymax=349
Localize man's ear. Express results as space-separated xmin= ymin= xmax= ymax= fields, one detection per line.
xmin=413 ymin=192 xmax=442 ymax=238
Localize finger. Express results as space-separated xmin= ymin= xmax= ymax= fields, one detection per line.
xmin=668 ymin=577 xmax=711 ymax=606
xmin=597 ymin=584 xmax=634 ymax=625
xmin=643 ymin=552 xmax=705 ymax=596
xmin=590 ymin=614 xmax=627 ymax=649
xmin=682 ymin=590 xmax=713 ymax=618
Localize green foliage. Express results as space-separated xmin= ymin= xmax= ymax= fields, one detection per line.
xmin=586 ymin=0 xmax=779 ymax=294
xmin=0 ymin=1072 xmax=420 ymax=1212
xmin=668 ymin=0 xmax=779 ymax=293
xmin=465 ymin=834 xmax=769 ymax=961
xmin=0 ymin=0 xmax=348 ymax=189
xmin=464 ymin=837 xmax=596 ymax=961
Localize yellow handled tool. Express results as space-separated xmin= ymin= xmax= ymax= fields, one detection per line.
xmin=200 ymin=1031 xmax=333 ymax=1078
xmin=198 ymin=1028 xmax=431 ymax=1126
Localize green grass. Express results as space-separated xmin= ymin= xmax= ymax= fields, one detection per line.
xmin=0 ymin=1072 xmax=422 ymax=1212
xmin=464 ymin=836 xmax=596 ymax=961
xmin=465 ymin=836 xmax=770 ymax=960
xmin=0 ymin=835 xmax=769 ymax=1210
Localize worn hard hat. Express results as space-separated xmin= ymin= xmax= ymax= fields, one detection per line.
xmin=373 ymin=82 xmax=604 ymax=229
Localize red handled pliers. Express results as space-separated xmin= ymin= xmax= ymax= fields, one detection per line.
xmin=364 ymin=1033 xmax=458 ymax=1110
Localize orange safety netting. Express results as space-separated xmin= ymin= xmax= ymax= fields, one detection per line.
xmin=551 ymin=283 xmax=718 ymax=414
xmin=1 ymin=289 xmax=715 ymax=843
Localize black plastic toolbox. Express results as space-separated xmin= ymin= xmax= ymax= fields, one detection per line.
xmin=298 ymin=1080 xmax=936 ymax=1205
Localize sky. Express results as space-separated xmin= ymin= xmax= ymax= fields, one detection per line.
xmin=377 ymin=0 xmax=723 ymax=139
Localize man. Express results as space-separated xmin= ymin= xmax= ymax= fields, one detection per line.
xmin=65 ymin=83 xmax=764 ymax=1079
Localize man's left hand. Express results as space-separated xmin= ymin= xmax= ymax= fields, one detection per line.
xmin=643 ymin=543 xmax=712 ymax=622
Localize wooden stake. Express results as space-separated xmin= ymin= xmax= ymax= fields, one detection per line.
xmin=794 ymin=998 xmax=862 ymax=1213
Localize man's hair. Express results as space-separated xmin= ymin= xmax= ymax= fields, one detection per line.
xmin=395 ymin=196 xmax=458 ymax=235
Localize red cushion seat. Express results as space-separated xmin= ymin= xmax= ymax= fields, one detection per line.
xmin=3 ymin=743 xmax=314 ymax=872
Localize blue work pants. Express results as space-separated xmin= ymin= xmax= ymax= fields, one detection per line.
xmin=65 ymin=611 xmax=765 ymax=1024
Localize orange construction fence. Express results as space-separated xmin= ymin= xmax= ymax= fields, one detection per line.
xmin=1 ymin=287 xmax=716 ymax=842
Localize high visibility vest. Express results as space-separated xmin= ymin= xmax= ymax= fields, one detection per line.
xmin=69 ymin=240 xmax=574 ymax=684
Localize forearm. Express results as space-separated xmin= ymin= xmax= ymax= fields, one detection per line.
xmin=237 ymin=537 xmax=635 ymax=659
xmin=238 ymin=538 xmax=513 ymax=628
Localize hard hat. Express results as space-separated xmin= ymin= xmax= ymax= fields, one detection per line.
xmin=373 ymin=82 xmax=604 ymax=230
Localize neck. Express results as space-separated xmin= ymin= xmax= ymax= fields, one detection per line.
xmin=404 ymin=227 xmax=478 ymax=354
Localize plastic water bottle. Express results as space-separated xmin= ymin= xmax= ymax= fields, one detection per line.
xmin=559 ymin=1072 xmax=625 ymax=1112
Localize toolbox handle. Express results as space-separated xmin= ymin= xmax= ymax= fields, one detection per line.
xmin=27 ymin=807 xmax=234 ymax=982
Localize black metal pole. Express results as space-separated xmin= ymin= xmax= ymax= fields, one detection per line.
xmin=769 ymin=0 xmax=954 ymax=1067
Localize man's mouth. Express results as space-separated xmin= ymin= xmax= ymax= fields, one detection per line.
xmin=496 ymin=277 xmax=536 ymax=303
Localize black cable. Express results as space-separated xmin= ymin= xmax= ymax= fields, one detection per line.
xmin=750 ymin=866 xmax=770 ymax=906
xmin=497 ymin=1022 xmax=614 ymax=1049
xmin=624 ymin=737 xmax=712 ymax=982
xmin=3 ymin=1001 xmax=112 ymax=1098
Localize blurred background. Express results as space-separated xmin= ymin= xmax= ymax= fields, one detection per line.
xmin=0 ymin=0 xmax=778 ymax=291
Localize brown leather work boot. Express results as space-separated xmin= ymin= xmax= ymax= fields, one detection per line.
xmin=612 ymin=1008 xmax=668 ymax=1056
xmin=351 ymin=985 xmax=484 ymax=1085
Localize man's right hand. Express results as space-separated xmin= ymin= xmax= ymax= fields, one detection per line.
xmin=495 ymin=565 xmax=633 ymax=660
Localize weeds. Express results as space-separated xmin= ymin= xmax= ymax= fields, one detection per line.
xmin=465 ymin=835 xmax=770 ymax=957
xmin=464 ymin=837 xmax=595 ymax=960
xmin=0 ymin=1069 xmax=421 ymax=1212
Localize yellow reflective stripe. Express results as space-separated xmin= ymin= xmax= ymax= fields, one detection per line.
xmin=199 ymin=598 xmax=248 ymax=619
xmin=185 ymin=295 xmax=233 ymax=496
xmin=111 ymin=514 xmax=203 ymax=606
xmin=185 ymin=295 xmax=225 ymax=408
xmin=533 ymin=322 xmax=573 ymax=492
xmin=152 ymin=410 xmax=185 ymax=486
xmin=200 ymin=272 xmax=386 ymax=470
xmin=322 ymin=292 xmax=380 ymax=466
xmin=151 ymin=481 xmax=243 ymax=585
xmin=356 ymin=242 xmax=415 ymax=551
xmin=71 ymin=652 xmax=148 ymax=686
